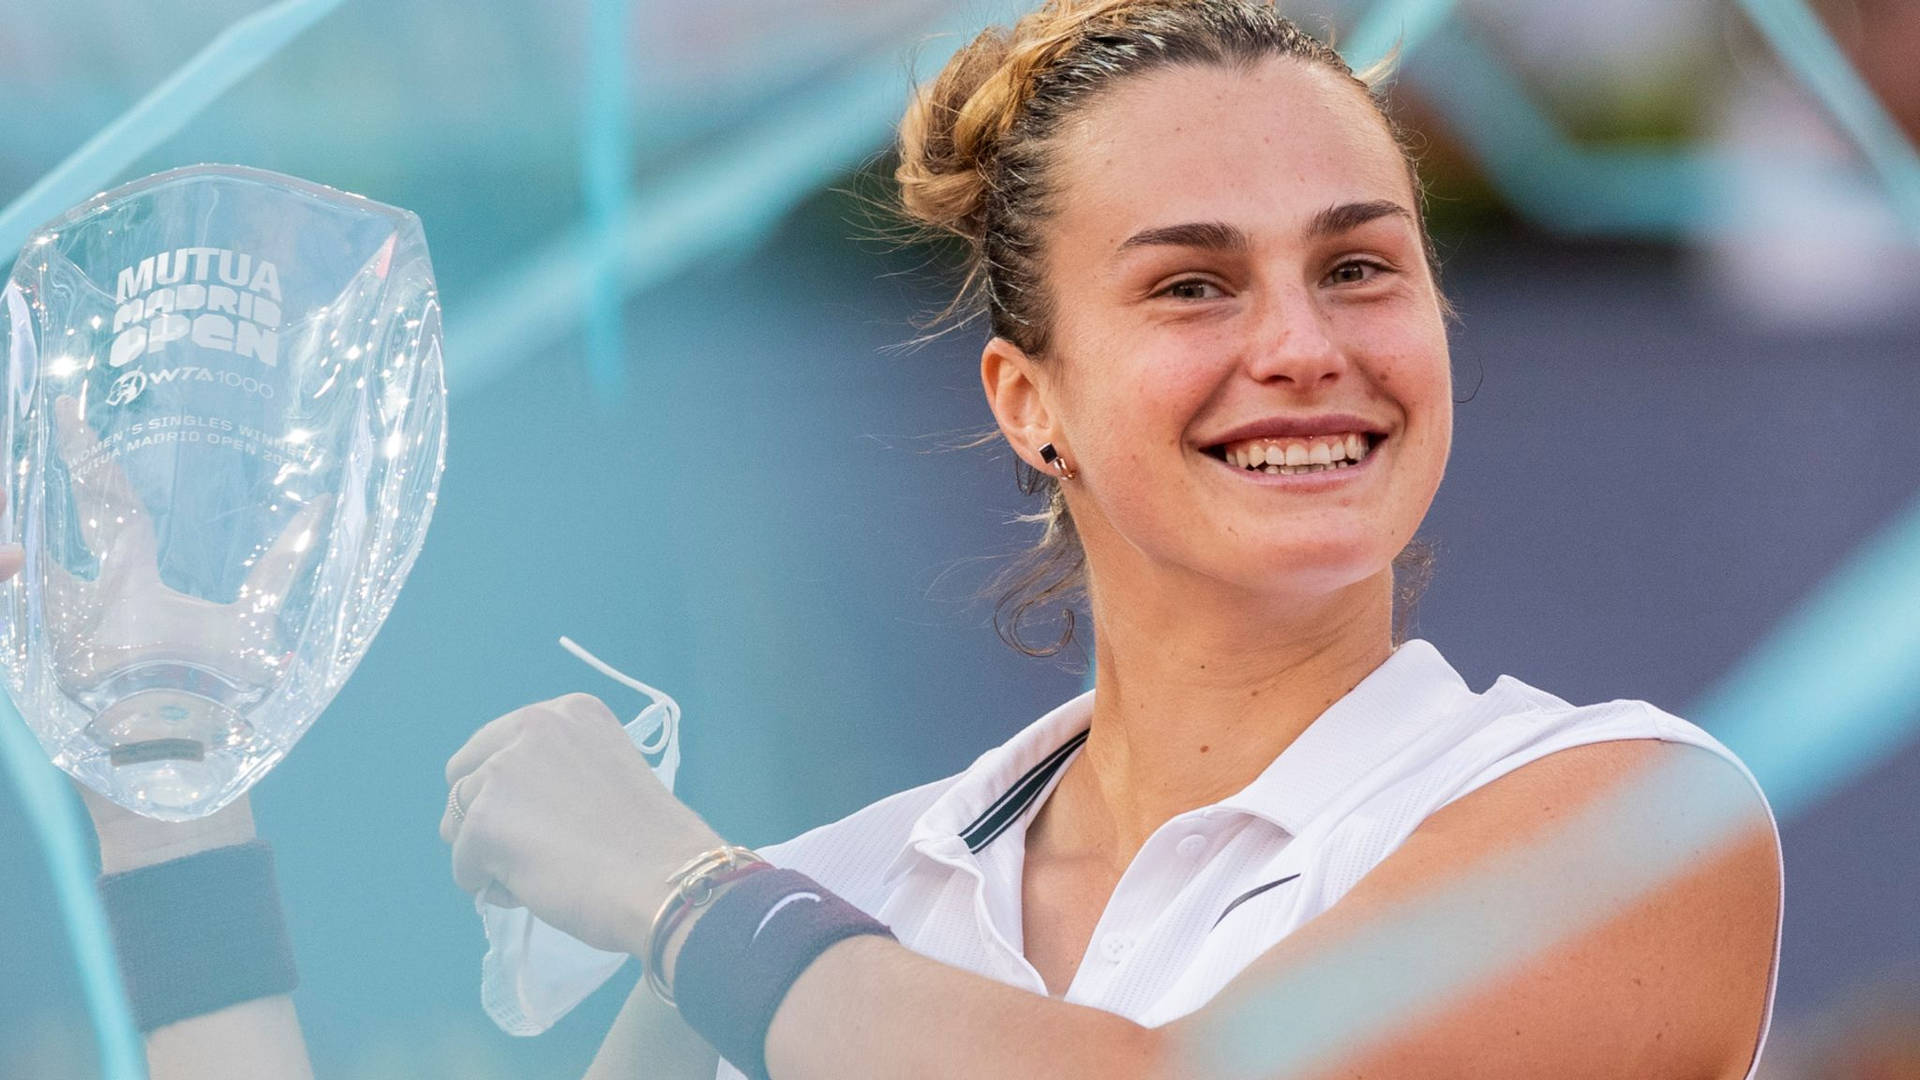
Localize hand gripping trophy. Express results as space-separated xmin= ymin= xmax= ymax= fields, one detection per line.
xmin=0 ymin=164 xmax=447 ymax=820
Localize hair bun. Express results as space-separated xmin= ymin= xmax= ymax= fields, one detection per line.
xmin=895 ymin=26 xmax=1016 ymax=246
xmin=896 ymin=4 xmax=1117 ymax=245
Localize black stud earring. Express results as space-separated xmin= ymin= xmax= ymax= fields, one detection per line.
xmin=1038 ymin=442 xmax=1076 ymax=480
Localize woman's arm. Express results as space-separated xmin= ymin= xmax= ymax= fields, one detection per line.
xmin=451 ymin=695 xmax=1775 ymax=1079
xmin=582 ymin=976 xmax=719 ymax=1080
xmin=81 ymin=788 xmax=317 ymax=1080
xmin=723 ymin=738 xmax=1777 ymax=1080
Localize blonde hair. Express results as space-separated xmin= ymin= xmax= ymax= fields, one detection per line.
xmin=894 ymin=0 xmax=1442 ymax=657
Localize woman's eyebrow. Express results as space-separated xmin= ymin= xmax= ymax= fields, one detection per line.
xmin=1116 ymin=200 xmax=1413 ymax=255
xmin=1117 ymin=220 xmax=1250 ymax=254
xmin=1304 ymin=199 xmax=1413 ymax=240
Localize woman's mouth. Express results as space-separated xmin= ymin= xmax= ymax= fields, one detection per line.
xmin=1201 ymin=431 xmax=1383 ymax=477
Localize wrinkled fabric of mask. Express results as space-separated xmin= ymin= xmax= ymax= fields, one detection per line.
xmin=478 ymin=636 xmax=682 ymax=1036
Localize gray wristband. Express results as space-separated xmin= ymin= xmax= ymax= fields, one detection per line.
xmin=675 ymin=867 xmax=895 ymax=1080
xmin=96 ymin=840 xmax=298 ymax=1031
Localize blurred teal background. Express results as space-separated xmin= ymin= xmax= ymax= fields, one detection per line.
xmin=4 ymin=1 xmax=1919 ymax=1076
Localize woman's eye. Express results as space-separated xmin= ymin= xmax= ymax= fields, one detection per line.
xmin=1326 ymin=260 xmax=1386 ymax=286
xmin=1160 ymin=278 xmax=1224 ymax=300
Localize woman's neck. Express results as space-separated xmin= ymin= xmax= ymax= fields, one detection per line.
xmin=1033 ymin=569 xmax=1394 ymax=874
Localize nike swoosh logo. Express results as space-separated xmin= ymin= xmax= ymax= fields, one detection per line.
xmin=752 ymin=891 xmax=823 ymax=942
xmin=1211 ymin=874 xmax=1301 ymax=931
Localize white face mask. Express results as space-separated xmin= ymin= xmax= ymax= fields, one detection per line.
xmin=477 ymin=635 xmax=682 ymax=1036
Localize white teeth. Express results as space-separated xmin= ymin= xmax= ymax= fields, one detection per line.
xmin=1216 ymin=431 xmax=1379 ymax=472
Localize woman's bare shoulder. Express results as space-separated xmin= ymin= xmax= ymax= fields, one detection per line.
xmin=1188 ymin=738 xmax=1781 ymax=1080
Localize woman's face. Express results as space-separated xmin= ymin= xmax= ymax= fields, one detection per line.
xmin=994 ymin=57 xmax=1453 ymax=607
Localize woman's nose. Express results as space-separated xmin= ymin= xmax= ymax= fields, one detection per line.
xmin=1241 ymin=285 xmax=1348 ymax=387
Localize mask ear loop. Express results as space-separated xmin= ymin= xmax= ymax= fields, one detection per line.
xmin=556 ymin=636 xmax=679 ymax=758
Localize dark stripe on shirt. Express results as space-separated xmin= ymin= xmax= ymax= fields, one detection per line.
xmin=960 ymin=728 xmax=1090 ymax=853
xmin=1211 ymin=874 xmax=1302 ymax=931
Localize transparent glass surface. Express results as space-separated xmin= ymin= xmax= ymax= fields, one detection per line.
xmin=0 ymin=164 xmax=447 ymax=820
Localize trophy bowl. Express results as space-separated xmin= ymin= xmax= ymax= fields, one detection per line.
xmin=0 ymin=164 xmax=448 ymax=820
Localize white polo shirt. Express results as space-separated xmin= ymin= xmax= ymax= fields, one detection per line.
xmin=717 ymin=639 xmax=1782 ymax=1079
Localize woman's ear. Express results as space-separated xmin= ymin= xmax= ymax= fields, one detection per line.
xmin=980 ymin=336 xmax=1060 ymax=471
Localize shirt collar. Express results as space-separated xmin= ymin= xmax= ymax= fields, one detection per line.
xmin=1210 ymin=638 xmax=1472 ymax=836
xmin=881 ymin=638 xmax=1472 ymax=885
xmin=882 ymin=688 xmax=1096 ymax=886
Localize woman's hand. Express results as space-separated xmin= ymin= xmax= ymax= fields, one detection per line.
xmin=45 ymin=397 xmax=330 ymax=691
xmin=440 ymin=692 xmax=723 ymax=956
xmin=0 ymin=452 xmax=265 ymax=864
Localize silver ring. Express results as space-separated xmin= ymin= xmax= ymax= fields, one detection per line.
xmin=447 ymin=777 xmax=470 ymax=823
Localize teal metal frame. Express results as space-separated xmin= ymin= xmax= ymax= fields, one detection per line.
xmin=1341 ymin=0 xmax=1458 ymax=72
xmin=1739 ymin=0 xmax=1920 ymax=241
xmin=0 ymin=0 xmax=348 ymax=262
xmin=582 ymin=0 xmax=635 ymax=398
xmin=0 ymin=698 xmax=142 ymax=1078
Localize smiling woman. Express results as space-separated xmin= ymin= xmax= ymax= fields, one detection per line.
xmin=59 ymin=2 xmax=1782 ymax=1079
xmin=907 ymin=14 xmax=1454 ymax=655
xmin=571 ymin=3 xmax=1777 ymax=1079
xmin=968 ymin=53 xmax=1455 ymax=647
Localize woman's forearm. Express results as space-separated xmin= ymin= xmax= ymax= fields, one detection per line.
xmin=583 ymin=978 xmax=718 ymax=1080
xmin=145 ymin=996 xmax=313 ymax=1080
xmin=84 ymin=789 xmax=318 ymax=1080
xmin=646 ymin=862 xmax=1162 ymax=1079
xmin=761 ymin=935 xmax=1166 ymax=1080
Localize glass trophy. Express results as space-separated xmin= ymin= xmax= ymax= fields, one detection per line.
xmin=0 ymin=164 xmax=447 ymax=820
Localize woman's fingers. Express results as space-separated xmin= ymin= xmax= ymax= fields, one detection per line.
xmin=443 ymin=694 xmax=613 ymax=789
xmin=447 ymin=783 xmax=531 ymax=907
xmin=449 ymin=815 xmax=495 ymax=896
xmin=438 ymin=772 xmax=474 ymax=846
xmin=447 ymin=768 xmax=506 ymax=896
xmin=444 ymin=711 xmax=525 ymax=789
